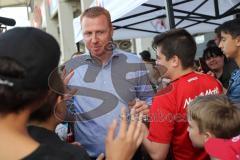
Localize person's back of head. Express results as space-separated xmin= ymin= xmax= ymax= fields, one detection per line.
xmin=206 ymin=40 xmax=218 ymax=48
xmin=0 ymin=27 xmax=61 ymax=115
xmin=139 ymin=50 xmax=151 ymax=61
xmin=0 ymin=27 xmax=76 ymax=160
xmin=188 ymin=95 xmax=240 ymax=139
xmin=152 ymin=28 xmax=196 ymax=69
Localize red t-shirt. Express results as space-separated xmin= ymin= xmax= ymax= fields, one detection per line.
xmin=148 ymin=72 xmax=223 ymax=160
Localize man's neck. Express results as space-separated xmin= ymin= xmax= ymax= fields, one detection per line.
xmin=93 ymin=50 xmax=113 ymax=65
xmin=29 ymin=117 xmax=57 ymax=131
xmin=0 ymin=110 xmax=30 ymax=134
xmin=170 ymin=67 xmax=193 ymax=81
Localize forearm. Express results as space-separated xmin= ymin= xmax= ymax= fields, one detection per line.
xmin=143 ymin=137 xmax=159 ymax=160
xmin=142 ymin=126 xmax=160 ymax=159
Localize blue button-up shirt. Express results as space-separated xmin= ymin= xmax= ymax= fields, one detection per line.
xmin=227 ymin=69 xmax=240 ymax=103
xmin=66 ymin=49 xmax=154 ymax=157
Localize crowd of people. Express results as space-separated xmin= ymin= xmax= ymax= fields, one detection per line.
xmin=0 ymin=6 xmax=239 ymax=160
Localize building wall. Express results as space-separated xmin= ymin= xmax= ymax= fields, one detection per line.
xmin=29 ymin=0 xmax=81 ymax=63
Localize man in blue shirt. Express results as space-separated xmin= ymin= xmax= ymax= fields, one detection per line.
xmin=218 ymin=19 xmax=240 ymax=103
xmin=65 ymin=7 xmax=154 ymax=158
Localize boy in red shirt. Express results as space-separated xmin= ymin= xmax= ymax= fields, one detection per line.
xmin=142 ymin=29 xmax=223 ymax=160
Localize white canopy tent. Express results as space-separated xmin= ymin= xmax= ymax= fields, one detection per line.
xmin=73 ymin=0 xmax=240 ymax=42
xmin=73 ymin=0 xmax=148 ymax=42
xmin=0 ymin=0 xmax=29 ymax=8
xmin=0 ymin=0 xmax=30 ymax=31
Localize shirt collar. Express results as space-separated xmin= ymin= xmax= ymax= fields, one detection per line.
xmin=84 ymin=48 xmax=121 ymax=64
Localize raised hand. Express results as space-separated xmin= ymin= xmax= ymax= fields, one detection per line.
xmin=103 ymin=108 xmax=144 ymax=160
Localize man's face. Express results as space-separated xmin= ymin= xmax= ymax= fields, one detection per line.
xmin=155 ymin=46 xmax=171 ymax=79
xmin=219 ymin=32 xmax=238 ymax=58
xmin=205 ymin=55 xmax=224 ymax=71
xmin=81 ymin=15 xmax=113 ymax=59
xmin=187 ymin=119 xmax=205 ymax=148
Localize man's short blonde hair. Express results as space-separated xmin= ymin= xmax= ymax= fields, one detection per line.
xmin=188 ymin=95 xmax=240 ymax=138
xmin=80 ymin=6 xmax=112 ymax=27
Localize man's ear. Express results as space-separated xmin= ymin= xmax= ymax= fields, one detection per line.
xmin=171 ymin=55 xmax=180 ymax=67
xmin=235 ymin=35 xmax=240 ymax=47
xmin=203 ymin=131 xmax=215 ymax=142
xmin=54 ymin=95 xmax=66 ymax=122
xmin=56 ymin=95 xmax=63 ymax=104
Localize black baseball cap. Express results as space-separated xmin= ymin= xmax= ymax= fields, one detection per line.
xmin=0 ymin=27 xmax=60 ymax=91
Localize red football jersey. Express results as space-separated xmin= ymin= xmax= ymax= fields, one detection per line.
xmin=148 ymin=72 xmax=223 ymax=160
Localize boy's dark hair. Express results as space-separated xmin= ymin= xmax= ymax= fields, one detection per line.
xmin=218 ymin=18 xmax=240 ymax=38
xmin=206 ymin=40 xmax=217 ymax=48
xmin=203 ymin=46 xmax=226 ymax=61
xmin=152 ymin=28 xmax=196 ymax=69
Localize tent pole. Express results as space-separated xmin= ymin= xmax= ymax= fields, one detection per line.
xmin=165 ymin=0 xmax=175 ymax=29
xmin=214 ymin=0 xmax=220 ymax=17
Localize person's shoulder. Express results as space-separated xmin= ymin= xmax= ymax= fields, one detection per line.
xmin=176 ymin=72 xmax=221 ymax=91
xmin=60 ymin=143 xmax=90 ymax=160
xmin=192 ymin=71 xmax=217 ymax=81
xmin=28 ymin=125 xmax=64 ymax=146
xmin=225 ymin=59 xmax=238 ymax=70
xmin=192 ymin=72 xmax=223 ymax=91
xmin=28 ymin=126 xmax=90 ymax=160
xmin=22 ymin=144 xmax=74 ymax=160
xmin=231 ymin=68 xmax=240 ymax=77
xmin=114 ymin=49 xmax=142 ymax=62
xmin=70 ymin=53 xmax=91 ymax=61
xmin=64 ymin=52 xmax=92 ymax=73
xmin=155 ymin=84 xmax=174 ymax=98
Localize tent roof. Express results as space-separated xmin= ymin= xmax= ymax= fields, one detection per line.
xmin=112 ymin=0 xmax=240 ymax=39
xmin=73 ymin=0 xmax=240 ymax=42
xmin=0 ymin=0 xmax=29 ymax=8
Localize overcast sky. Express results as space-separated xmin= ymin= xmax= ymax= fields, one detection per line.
xmin=0 ymin=7 xmax=30 ymax=29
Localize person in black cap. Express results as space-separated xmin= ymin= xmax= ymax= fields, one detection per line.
xmin=0 ymin=26 xmax=146 ymax=160
xmin=0 ymin=27 xmax=74 ymax=160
